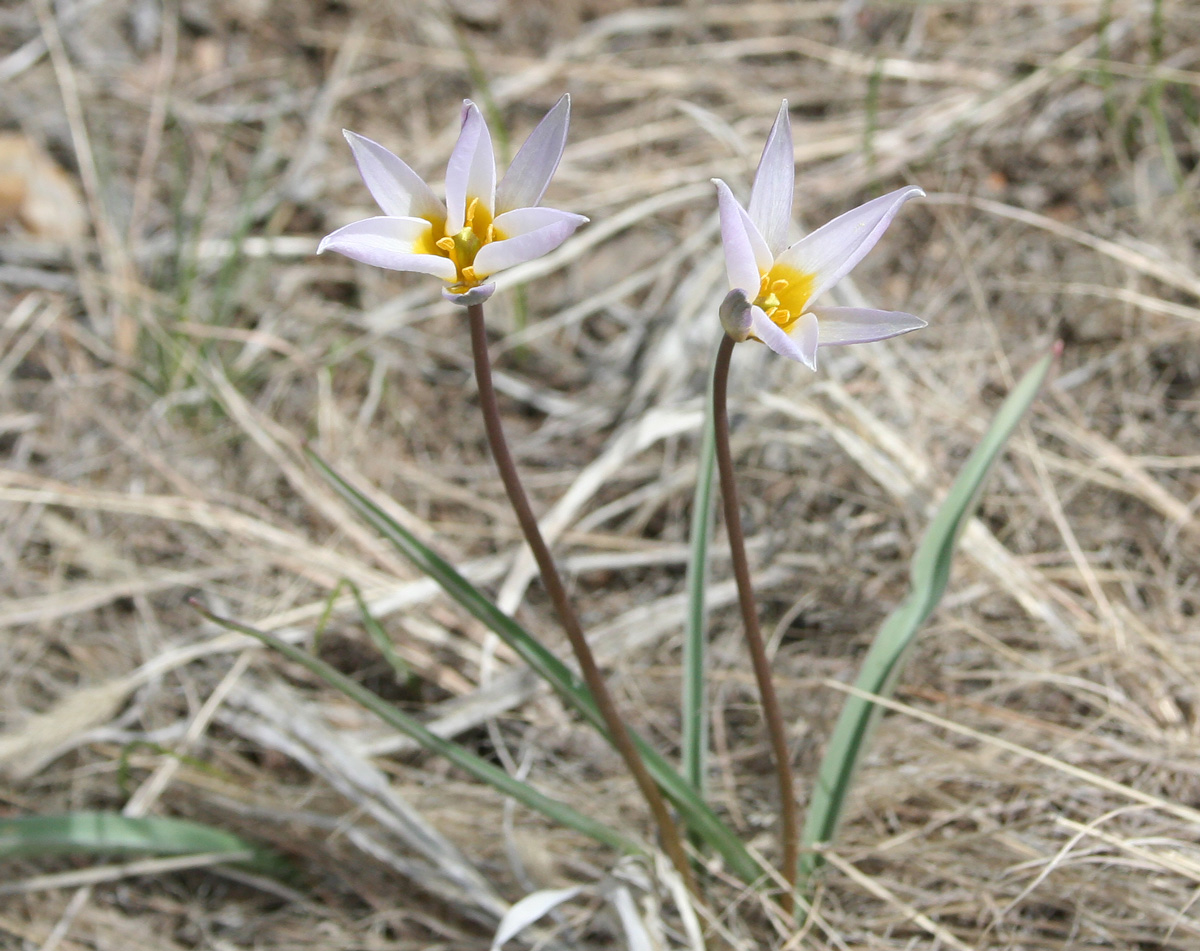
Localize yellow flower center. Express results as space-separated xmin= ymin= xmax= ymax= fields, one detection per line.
xmin=430 ymin=197 xmax=504 ymax=292
xmin=752 ymin=261 xmax=815 ymax=333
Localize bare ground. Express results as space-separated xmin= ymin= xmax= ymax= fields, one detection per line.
xmin=2 ymin=0 xmax=1200 ymax=948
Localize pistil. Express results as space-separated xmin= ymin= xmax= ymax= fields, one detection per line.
xmin=433 ymin=196 xmax=502 ymax=292
xmin=752 ymin=267 xmax=813 ymax=333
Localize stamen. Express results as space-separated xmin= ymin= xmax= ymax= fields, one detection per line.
xmin=465 ymin=196 xmax=479 ymax=225
xmin=435 ymin=236 xmax=455 ymax=253
xmin=772 ymin=309 xmax=791 ymax=326
xmin=461 ymin=266 xmax=478 ymax=284
xmin=770 ymin=279 xmax=790 ymax=294
xmin=484 ymin=223 xmax=494 ymax=243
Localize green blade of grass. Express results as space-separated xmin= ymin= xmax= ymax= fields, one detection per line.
xmin=682 ymin=348 xmax=719 ymax=797
xmin=315 ymin=577 xmax=413 ymax=684
xmin=305 ymin=449 xmax=763 ymax=885
xmin=194 ymin=604 xmax=644 ymax=860
xmin=1146 ymin=0 xmax=1184 ymax=189
xmin=0 ymin=812 xmax=287 ymax=877
xmin=349 ymin=579 xmax=414 ymax=683
xmin=799 ymin=346 xmax=1058 ymax=886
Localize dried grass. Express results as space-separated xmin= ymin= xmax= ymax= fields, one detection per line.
xmin=2 ymin=0 xmax=1199 ymax=947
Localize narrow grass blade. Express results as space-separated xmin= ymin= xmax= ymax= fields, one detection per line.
xmin=195 ymin=604 xmax=644 ymax=860
xmin=305 ymin=449 xmax=763 ymax=885
xmin=348 ymin=579 xmax=414 ymax=683
xmin=682 ymin=348 xmax=719 ymax=796
xmin=315 ymin=577 xmax=412 ymax=683
xmin=800 ymin=346 xmax=1058 ymax=884
xmin=0 ymin=812 xmax=287 ymax=877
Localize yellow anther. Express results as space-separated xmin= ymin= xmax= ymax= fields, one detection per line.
xmin=466 ymin=196 xmax=479 ymax=223
xmin=461 ymin=265 xmax=478 ymax=284
xmin=484 ymin=223 xmax=494 ymax=243
xmin=436 ymin=236 xmax=455 ymax=253
xmin=772 ymin=309 xmax=791 ymax=326
xmin=770 ymin=279 xmax=790 ymax=294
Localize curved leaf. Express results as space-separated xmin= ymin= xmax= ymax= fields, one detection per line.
xmin=306 ymin=449 xmax=763 ymax=885
xmin=196 ymin=605 xmax=643 ymax=860
xmin=0 ymin=812 xmax=287 ymax=877
xmin=800 ymin=347 xmax=1057 ymax=886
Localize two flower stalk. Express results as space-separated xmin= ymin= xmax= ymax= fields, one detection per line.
xmin=320 ymin=96 xmax=926 ymax=902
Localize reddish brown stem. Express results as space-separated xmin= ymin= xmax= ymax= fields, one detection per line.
xmin=466 ymin=302 xmax=694 ymax=892
xmin=712 ymin=333 xmax=798 ymax=911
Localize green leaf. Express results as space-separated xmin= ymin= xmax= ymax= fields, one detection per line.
xmin=0 ymin=812 xmax=287 ymax=877
xmin=196 ymin=605 xmax=644 ymax=860
xmin=799 ymin=347 xmax=1057 ymax=886
xmin=306 ymin=449 xmax=763 ymax=885
xmin=315 ymin=577 xmax=413 ymax=684
xmin=682 ymin=346 xmax=719 ymax=797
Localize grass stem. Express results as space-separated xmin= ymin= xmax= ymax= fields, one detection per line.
xmin=466 ymin=302 xmax=695 ymax=893
xmin=711 ymin=333 xmax=798 ymax=912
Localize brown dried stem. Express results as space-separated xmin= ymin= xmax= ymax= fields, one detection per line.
xmin=466 ymin=302 xmax=694 ymax=892
xmin=712 ymin=332 xmax=798 ymax=912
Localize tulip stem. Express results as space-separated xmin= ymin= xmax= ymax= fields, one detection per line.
xmin=712 ymin=333 xmax=798 ymax=912
xmin=466 ymin=303 xmax=695 ymax=893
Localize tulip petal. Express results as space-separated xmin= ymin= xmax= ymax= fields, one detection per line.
xmin=443 ymin=282 xmax=496 ymax=305
xmin=445 ymin=101 xmax=497 ymax=232
xmin=747 ymin=101 xmax=793 ymax=257
xmin=810 ymin=306 xmax=927 ymax=346
xmin=473 ymin=207 xmax=588 ymax=276
xmin=776 ymin=186 xmax=925 ymax=303
xmin=749 ymin=305 xmax=817 ymax=369
xmin=318 ymin=216 xmax=457 ymax=280
xmin=735 ymin=193 xmax=773 ymax=277
xmin=343 ymin=131 xmax=444 ymax=223
xmin=495 ymin=95 xmax=570 ymax=214
xmin=714 ymin=179 xmax=770 ymax=295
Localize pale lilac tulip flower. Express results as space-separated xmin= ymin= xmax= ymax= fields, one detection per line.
xmin=713 ymin=101 xmax=926 ymax=369
xmin=319 ymin=96 xmax=587 ymax=305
